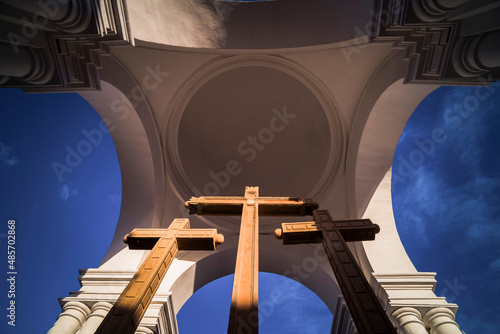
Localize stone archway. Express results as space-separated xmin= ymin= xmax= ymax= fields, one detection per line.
xmin=78 ymin=76 xmax=164 ymax=265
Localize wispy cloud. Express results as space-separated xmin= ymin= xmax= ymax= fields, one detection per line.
xmin=259 ymin=273 xmax=332 ymax=333
xmin=110 ymin=193 xmax=121 ymax=203
xmin=489 ymin=258 xmax=500 ymax=271
xmin=395 ymin=85 xmax=500 ymax=253
xmin=399 ymin=165 xmax=500 ymax=251
xmin=394 ymin=166 xmax=442 ymax=248
xmin=59 ymin=183 xmax=78 ymax=201
xmin=0 ymin=142 xmax=19 ymax=166
xmin=394 ymin=85 xmax=500 ymax=334
xmin=457 ymin=309 xmax=499 ymax=334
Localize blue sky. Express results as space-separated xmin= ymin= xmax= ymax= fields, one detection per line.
xmin=0 ymin=90 xmax=120 ymax=333
xmin=1 ymin=82 xmax=499 ymax=333
xmin=392 ymin=82 xmax=500 ymax=334
xmin=177 ymin=273 xmax=332 ymax=333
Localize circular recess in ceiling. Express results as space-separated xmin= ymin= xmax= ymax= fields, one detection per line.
xmin=177 ymin=66 xmax=334 ymax=199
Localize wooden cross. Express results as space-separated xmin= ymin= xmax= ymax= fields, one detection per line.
xmin=95 ymin=218 xmax=224 ymax=334
xmin=274 ymin=210 xmax=397 ymax=334
xmin=185 ymin=186 xmax=317 ymax=334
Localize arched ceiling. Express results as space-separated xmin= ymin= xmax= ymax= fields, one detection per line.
xmin=163 ymin=60 xmax=346 ymax=232
xmin=126 ymin=0 xmax=376 ymax=49
xmin=177 ymin=66 xmax=331 ymax=197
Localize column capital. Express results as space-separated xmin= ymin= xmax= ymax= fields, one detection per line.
xmin=77 ymin=302 xmax=114 ymax=334
xmin=452 ymin=30 xmax=500 ymax=78
xmin=411 ymin=0 xmax=469 ymax=23
xmin=392 ymin=307 xmax=428 ymax=334
xmin=423 ymin=308 xmax=461 ymax=334
xmin=46 ymin=301 xmax=91 ymax=334
xmin=371 ymin=272 xmax=459 ymax=330
xmin=90 ymin=302 xmax=113 ymax=315
xmin=60 ymin=301 xmax=91 ymax=325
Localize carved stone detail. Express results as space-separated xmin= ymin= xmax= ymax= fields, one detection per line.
xmin=392 ymin=307 xmax=428 ymax=334
xmin=372 ymin=0 xmax=500 ymax=84
xmin=423 ymin=308 xmax=462 ymax=334
xmin=46 ymin=301 xmax=91 ymax=334
xmin=0 ymin=0 xmax=132 ymax=91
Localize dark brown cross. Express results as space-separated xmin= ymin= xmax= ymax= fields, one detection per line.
xmin=274 ymin=210 xmax=397 ymax=334
xmin=185 ymin=186 xmax=317 ymax=334
xmin=95 ymin=218 xmax=224 ymax=334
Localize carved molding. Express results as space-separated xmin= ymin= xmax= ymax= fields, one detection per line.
xmin=371 ymin=0 xmax=500 ymax=84
xmin=54 ymin=269 xmax=179 ymax=334
xmin=0 ymin=0 xmax=132 ymax=91
xmin=331 ymin=297 xmax=358 ymax=334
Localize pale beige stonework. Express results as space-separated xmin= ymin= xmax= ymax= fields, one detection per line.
xmin=2 ymin=1 xmax=494 ymax=333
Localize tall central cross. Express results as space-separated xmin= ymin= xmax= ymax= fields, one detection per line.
xmin=185 ymin=186 xmax=317 ymax=334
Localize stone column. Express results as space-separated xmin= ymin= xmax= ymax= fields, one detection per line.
xmin=0 ymin=0 xmax=91 ymax=32
xmin=0 ymin=43 xmax=33 ymax=78
xmin=135 ymin=327 xmax=154 ymax=334
xmin=46 ymin=301 xmax=90 ymax=334
xmin=423 ymin=308 xmax=462 ymax=334
xmin=392 ymin=308 xmax=428 ymax=334
xmin=412 ymin=0 xmax=468 ymax=22
xmin=476 ymin=30 xmax=500 ymax=69
xmin=453 ymin=30 xmax=500 ymax=77
xmin=77 ymin=302 xmax=113 ymax=334
xmin=0 ymin=42 xmax=54 ymax=85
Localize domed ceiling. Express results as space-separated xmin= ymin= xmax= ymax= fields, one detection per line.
xmin=168 ymin=65 xmax=344 ymax=231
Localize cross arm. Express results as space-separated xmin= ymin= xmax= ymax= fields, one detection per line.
xmin=274 ymin=219 xmax=380 ymax=245
xmin=124 ymin=228 xmax=224 ymax=250
xmin=185 ymin=196 xmax=318 ymax=216
xmin=185 ymin=197 xmax=246 ymax=215
xmin=258 ymin=197 xmax=318 ymax=216
xmin=274 ymin=211 xmax=397 ymax=334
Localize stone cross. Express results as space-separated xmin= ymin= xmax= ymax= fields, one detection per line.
xmin=95 ymin=218 xmax=224 ymax=334
xmin=274 ymin=210 xmax=397 ymax=334
xmin=185 ymin=186 xmax=317 ymax=334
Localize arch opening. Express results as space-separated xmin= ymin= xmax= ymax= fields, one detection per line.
xmin=0 ymin=88 xmax=122 ymax=332
xmin=177 ymin=272 xmax=333 ymax=333
xmin=391 ymin=83 xmax=500 ymax=334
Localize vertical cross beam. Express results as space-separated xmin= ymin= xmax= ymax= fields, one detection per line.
xmin=229 ymin=186 xmax=259 ymax=333
xmin=274 ymin=210 xmax=397 ymax=334
xmin=185 ymin=186 xmax=317 ymax=334
xmin=95 ymin=219 xmax=224 ymax=334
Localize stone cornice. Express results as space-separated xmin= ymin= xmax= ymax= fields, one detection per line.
xmin=371 ymin=0 xmax=500 ymax=84
xmin=0 ymin=0 xmax=132 ymax=91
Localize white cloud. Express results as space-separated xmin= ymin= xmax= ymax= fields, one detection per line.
xmin=396 ymin=88 xmax=500 ymax=248
xmin=394 ymin=158 xmax=500 ymax=252
xmin=394 ymin=166 xmax=442 ymax=248
xmin=0 ymin=142 xmax=19 ymax=166
xmin=59 ymin=183 xmax=78 ymax=201
xmin=489 ymin=258 xmax=500 ymax=271
xmin=110 ymin=193 xmax=121 ymax=203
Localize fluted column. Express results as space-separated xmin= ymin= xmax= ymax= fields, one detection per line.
xmin=77 ymin=302 xmax=113 ymax=334
xmin=392 ymin=308 xmax=428 ymax=334
xmin=423 ymin=308 xmax=461 ymax=334
xmin=46 ymin=301 xmax=91 ymax=334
